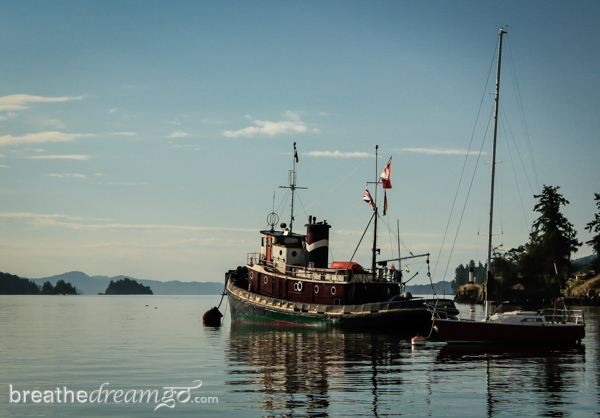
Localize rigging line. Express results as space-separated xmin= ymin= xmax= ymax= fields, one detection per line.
xmin=378 ymin=214 xmax=415 ymax=256
xmin=440 ymin=106 xmax=495 ymax=284
xmin=432 ymin=41 xmax=499 ymax=281
xmin=505 ymin=36 xmax=540 ymax=192
xmin=499 ymin=102 xmax=536 ymax=196
xmin=348 ymin=211 xmax=376 ymax=267
xmin=295 ymin=189 xmax=309 ymax=222
xmin=499 ymin=103 xmax=533 ymax=233
xmin=305 ymin=158 xmax=369 ymax=211
xmin=265 ymin=190 xmax=290 ymax=230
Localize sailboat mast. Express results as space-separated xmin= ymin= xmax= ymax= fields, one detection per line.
xmin=486 ymin=28 xmax=507 ymax=318
xmin=372 ymin=145 xmax=379 ymax=273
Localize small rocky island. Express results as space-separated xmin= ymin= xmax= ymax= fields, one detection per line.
xmin=103 ymin=278 xmax=153 ymax=295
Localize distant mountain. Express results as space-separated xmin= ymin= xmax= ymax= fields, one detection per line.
xmin=572 ymin=254 xmax=598 ymax=270
xmin=29 ymin=271 xmax=224 ymax=295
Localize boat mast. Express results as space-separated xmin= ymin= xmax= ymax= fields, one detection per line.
xmin=372 ymin=145 xmax=379 ymax=273
xmin=280 ymin=142 xmax=305 ymax=234
xmin=485 ymin=28 xmax=507 ymax=319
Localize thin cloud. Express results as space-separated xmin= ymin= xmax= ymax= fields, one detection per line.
xmin=167 ymin=131 xmax=190 ymax=138
xmin=46 ymin=173 xmax=88 ymax=179
xmin=26 ymin=155 xmax=90 ymax=160
xmin=108 ymin=132 xmax=137 ymax=136
xmin=0 ymin=132 xmax=93 ymax=147
xmin=224 ymin=120 xmax=309 ymax=138
xmin=0 ymin=94 xmax=84 ymax=112
xmin=0 ymin=212 xmax=256 ymax=233
xmin=223 ymin=111 xmax=317 ymax=138
xmin=305 ymin=150 xmax=371 ymax=158
xmin=402 ymin=148 xmax=485 ymax=155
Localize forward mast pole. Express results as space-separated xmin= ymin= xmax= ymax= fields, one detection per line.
xmin=372 ymin=145 xmax=379 ymax=273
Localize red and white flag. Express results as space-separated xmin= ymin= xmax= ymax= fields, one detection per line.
xmin=380 ymin=159 xmax=392 ymax=189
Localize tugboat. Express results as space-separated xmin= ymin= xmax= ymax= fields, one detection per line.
xmin=225 ymin=143 xmax=458 ymax=335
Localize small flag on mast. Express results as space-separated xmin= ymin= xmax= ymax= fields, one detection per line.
xmin=363 ymin=188 xmax=375 ymax=207
xmin=380 ymin=158 xmax=392 ymax=189
xmin=294 ymin=143 xmax=299 ymax=163
xmin=383 ymin=190 xmax=388 ymax=215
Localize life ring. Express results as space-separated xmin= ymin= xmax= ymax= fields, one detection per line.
xmin=331 ymin=286 xmax=336 ymax=295
xmin=314 ymin=285 xmax=319 ymax=294
xmin=297 ymin=281 xmax=303 ymax=292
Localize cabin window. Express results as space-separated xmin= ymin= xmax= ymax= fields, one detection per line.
xmin=292 ymin=251 xmax=297 ymax=257
xmin=279 ymin=250 xmax=283 ymax=256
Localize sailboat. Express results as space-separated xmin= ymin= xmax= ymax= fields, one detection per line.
xmin=430 ymin=29 xmax=585 ymax=344
xmin=225 ymin=143 xmax=458 ymax=335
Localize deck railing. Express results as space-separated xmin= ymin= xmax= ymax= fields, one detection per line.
xmin=540 ymin=308 xmax=585 ymax=325
xmin=246 ymin=252 xmax=401 ymax=283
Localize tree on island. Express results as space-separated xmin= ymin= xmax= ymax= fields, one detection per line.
xmin=41 ymin=279 xmax=78 ymax=295
xmin=104 ymin=278 xmax=153 ymax=295
xmin=585 ymin=192 xmax=600 ymax=271
xmin=0 ymin=272 xmax=41 ymax=294
xmin=453 ymin=185 xmax=584 ymax=291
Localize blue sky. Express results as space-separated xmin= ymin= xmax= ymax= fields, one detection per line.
xmin=1 ymin=1 xmax=599 ymax=284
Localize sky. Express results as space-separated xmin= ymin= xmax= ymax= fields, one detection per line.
xmin=1 ymin=1 xmax=599 ymax=285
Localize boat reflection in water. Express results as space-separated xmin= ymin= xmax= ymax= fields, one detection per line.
xmin=224 ymin=322 xmax=588 ymax=416
xmin=436 ymin=344 xmax=586 ymax=417
xmin=225 ymin=323 xmax=410 ymax=416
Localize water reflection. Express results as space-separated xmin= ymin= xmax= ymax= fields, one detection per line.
xmin=437 ymin=344 xmax=585 ymax=417
xmin=225 ymin=323 xmax=412 ymax=416
xmin=224 ymin=319 xmax=593 ymax=417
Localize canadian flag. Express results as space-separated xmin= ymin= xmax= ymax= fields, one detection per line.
xmin=380 ymin=159 xmax=392 ymax=189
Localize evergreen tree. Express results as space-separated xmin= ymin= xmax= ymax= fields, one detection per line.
xmin=585 ymin=193 xmax=600 ymax=270
xmin=520 ymin=185 xmax=581 ymax=287
xmin=41 ymin=281 xmax=54 ymax=294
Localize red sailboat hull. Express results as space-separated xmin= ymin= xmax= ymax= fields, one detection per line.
xmin=434 ymin=318 xmax=585 ymax=344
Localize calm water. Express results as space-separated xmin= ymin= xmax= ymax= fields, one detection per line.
xmin=1 ymin=295 xmax=599 ymax=417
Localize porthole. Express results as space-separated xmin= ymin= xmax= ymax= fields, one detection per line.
xmin=297 ymin=281 xmax=303 ymax=292
xmin=279 ymin=250 xmax=283 ymax=256
xmin=292 ymin=251 xmax=297 ymax=257
xmin=293 ymin=282 xmax=298 ymax=291
xmin=331 ymin=286 xmax=337 ymax=295
xmin=314 ymin=285 xmax=319 ymax=294
xmin=264 ymin=276 xmax=268 ymax=284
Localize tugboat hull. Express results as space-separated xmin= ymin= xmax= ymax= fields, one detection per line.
xmin=227 ymin=280 xmax=453 ymax=336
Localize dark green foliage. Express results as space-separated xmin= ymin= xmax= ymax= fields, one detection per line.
xmin=455 ymin=185 xmax=586 ymax=291
xmin=518 ymin=185 xmax=581 ymax=287
xmin=585 ymin=193 xmax=600 ymax=270
xmin=40 ymin=279 xmax=78 ymax=294
xmin=104 ymin=278 xmax=153 ymax=295
xmin=452 ymin=260 xmax=486 ymax=291
xmin=0 ymin=272 xmax=41 ymax=294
